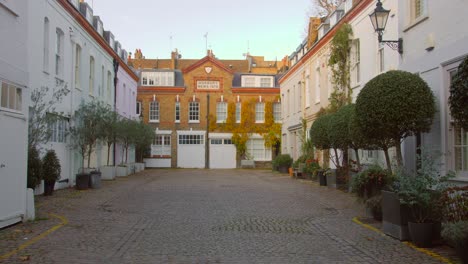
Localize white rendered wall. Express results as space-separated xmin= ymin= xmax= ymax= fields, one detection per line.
xmin=0 ymin=0 xmax=29 ymax=228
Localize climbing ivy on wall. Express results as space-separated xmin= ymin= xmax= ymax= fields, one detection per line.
xmin=328 ymin=23 xmax=353 ymax=112
xmin=210 ymin=98 xmax=281 ymax=159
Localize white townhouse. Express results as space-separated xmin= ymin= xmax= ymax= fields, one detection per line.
xmin=280 ymin=0 xmax=399 ymax=168
xmin=397 ymin=0 xmax=468 ymax=184
xmin=28 ymin=0 xmax=136 ymax=190
xmin=0 ymin=0 xmax=30 ymax=228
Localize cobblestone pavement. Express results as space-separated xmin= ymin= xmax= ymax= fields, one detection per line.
xmin=0 ymin=169 xmax=454 ymax=263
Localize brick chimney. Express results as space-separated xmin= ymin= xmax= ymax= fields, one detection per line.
xmin=171 ymin=49 xmax=180 ymax=69
xmin=307 ymin=17 xmax=322 ymax=49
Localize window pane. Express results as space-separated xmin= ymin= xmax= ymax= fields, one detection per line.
xmin=16 ymin=88 xmax=22 ymax=111
xmin=1 ymin=82 xmax=8 ymax=108
xmin=8 ymin=86 xmax=16 ymax=109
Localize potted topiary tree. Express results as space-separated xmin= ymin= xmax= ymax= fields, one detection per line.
xmin=273 ymin=154 xmax=293 ymax=174
xmin=310 ymin=113 xmax=333 ymax=186
xmin=42 ymin=149 xmax=61 ymax=196
xmin=355 ymin=70 xmax=436 ymax=173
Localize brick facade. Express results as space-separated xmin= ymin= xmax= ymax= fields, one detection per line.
xmin=134 ymin=51 xmax=282 ymax=168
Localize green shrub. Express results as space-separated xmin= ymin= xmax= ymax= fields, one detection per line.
xmin=42 ymin=149 xmax=61 ymax=183
xmin=310 ymin=114 xmax=333 ymax=150
xmin=441 ymin=221 xmax=468 ymax=246
xmin=355 ymin=70 xmax=436 ymax=167
xmin=27 ymin=147 xmax=42 ymax=189
xmin=351 ymin=165 xmax=393 ymax=200
xmin=273 ymin=154 xmax=293 ymax=167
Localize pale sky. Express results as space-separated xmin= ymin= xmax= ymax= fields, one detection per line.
xmin=90 ymin=0 xmax=311 ymax=61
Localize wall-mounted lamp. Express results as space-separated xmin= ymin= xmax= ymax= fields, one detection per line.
xmin=369 ymin=0 xmax=403 ymax=54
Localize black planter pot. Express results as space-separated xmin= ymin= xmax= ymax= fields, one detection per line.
xmin=318 ymin=170 xmax=327 ymax=186
xmin=76 ymin=173 xmax=90 ymax=190
xmin=44 ymin=181 xmax=55 ymax=196
xmin=278 ymin=165 xmax=289 ymax=174
xmin=382 ymin=190 xmax=412 ymax=240
xmin=408 ymin=222 xmax=433 ymax=248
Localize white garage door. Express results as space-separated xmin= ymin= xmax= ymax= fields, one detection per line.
xmin=210 ymin=136 xmax=236 ymax=169
xmin=177 ymin=131 xmax=205 ymax=168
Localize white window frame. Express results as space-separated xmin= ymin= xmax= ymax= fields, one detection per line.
xmin=175 ymin=101 xmax=180 ymax=123
xmin=189 ymin=101 xmax=199 ymax=123
xmin=43 ymin=17 xmax=50 ymax=72
xmin=100 ymin=65 xmax=104 ymax=97
xmin=235 ymin=102 xmax=241 ymax=123
xmin=136 ymin=101 xmax=141 ymax=116
xmin=48 ymin=115 xmax=68 ymax=143
xmin=151 ymin=135 xmax=171 ymax=156
xmin=89 ymin=56 xmax=95 ymax=96
xmin=107 ymin=71 xmax=112 ymax=101
xmin=260 ymin=77 xmax=272 ymax=87
xmin=246 ymin=138 xmax=272 ymax=161
xmin=255 ymin=102 xmax=265 ymax=123
xmin=178 ymin=134 xmax=204 ymax=145
xmin=216 ymin=102 xmax=227 ymax=123
xmin=149 ymin=101 xmax=160 ymax=122
xmin=378 ymin=46 xmax=385 ymax=73
xmin=411 ymin=0 xmax=427 ymax=22
xmin=351 ymin=39 xmax=360 ymax=86
xmin=273 ymin=102 xmax=281 ymax=122
xmin=55 ymin=28 xmax=64 ymax=77
xmin=74 ymin=45 xmax=81 ymax=90
xmin=315 ymin=66 xmax=321 ymax=103
xmin=141 ymin=72 xmax=175 ymax=87
xmin=305 ymin=75 xmax=310 ymax=107
xmin=243 ymin=76 xmax=255 ymax=87
xmin=0 ymin=81 xmax=22 ymax=113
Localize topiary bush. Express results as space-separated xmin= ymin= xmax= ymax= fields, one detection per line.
xmin=355 ymin=70 xmax=436 ymax=167
xmin=273 ymin=154 xmax=293 ymax=168
xmin=42 ymin=149 xmax=61 ymax=183
xmin=310 ymin=114 xmax=333 ymax=150
xmin=449 ymin=56 xmax=468 ymax=129
xmin=27 ymin=147 xmax=42 ymax=189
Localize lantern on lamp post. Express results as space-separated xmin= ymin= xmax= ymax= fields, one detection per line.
xmin=369 ymin=0 xmax=403 ymax=54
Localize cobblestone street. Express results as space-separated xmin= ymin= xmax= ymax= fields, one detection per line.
xmin=0 ymin=169 xmax=453 ymax=263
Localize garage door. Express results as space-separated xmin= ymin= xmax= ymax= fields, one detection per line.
xmin=209 ymin=135 xmax=236 ymax=169
xmin=177 ymin=131 xmax=205 ymax=168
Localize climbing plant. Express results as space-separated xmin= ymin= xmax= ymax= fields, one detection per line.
xmin=210 ymin=98 xmax=281 ymax=159
xmin=328 ymin=23 xmax=353 ymax=112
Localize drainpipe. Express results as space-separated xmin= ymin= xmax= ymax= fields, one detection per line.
xmin=113 ymin=58 xmax=119 ymax=166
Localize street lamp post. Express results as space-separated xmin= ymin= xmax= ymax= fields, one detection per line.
xmin=369 ymin=0 xmax=403 ymax=54
xmin=205 ymin=93 xmax=210 ymax=169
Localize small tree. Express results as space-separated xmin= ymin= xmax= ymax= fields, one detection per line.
xmin=449 ymin=56 xmax=468 ymax=129
xmin=355 ymin=70 xmax=436 ymax=168
xmin=28 ymin=84 xmax=69 ymax=150
xmin=134 ymin=122 xmax=154 ymax=162
xmin=42 ymin=149 xmax=61 ymax=182
xmin=116 ymin=118 xmax=137 ymax=164
xmin=69 ymin=121 xmax=89 ymax=173
xmin=27 ymin=147 xmax=42 ymax=189
xmin=100 ymin=109 xmax=119 ymax=166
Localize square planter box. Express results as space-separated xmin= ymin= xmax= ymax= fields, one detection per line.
xmin=100 ymin=166 xmax=116 ymax=180
xmin=382 ymin=190 xmax=412 ymax=241
xmin=126 ymin=163 xmax=136 ymax=175
xmin=116 ymin=166 xmax=129 ymax=177
xmin=136 ymin=162 xmax=146 ymax=172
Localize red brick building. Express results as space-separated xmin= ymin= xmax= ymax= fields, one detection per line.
xmin=131 ymin=50 xmax=284 ymax=168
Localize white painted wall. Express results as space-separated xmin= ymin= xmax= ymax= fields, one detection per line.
xmin=398 ymin=0 xmax=468 ymax=183
xmin=0 ymin=0 xmax=29 ymax=228
xmin=28 ymin=0 xmax=115 ymax=187
xmin=279 ymin=62 xmax=305 ymax=161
